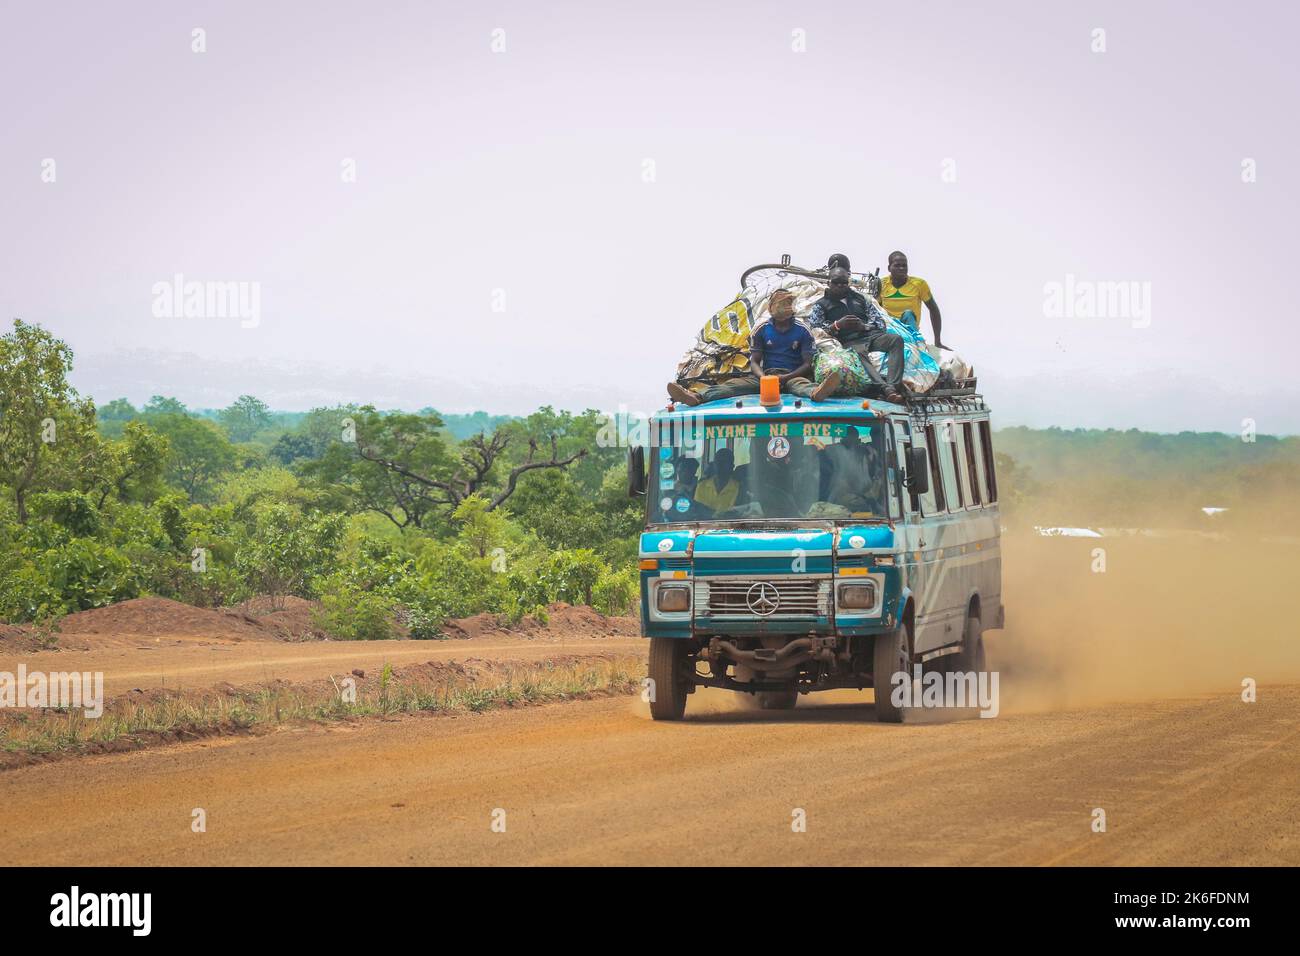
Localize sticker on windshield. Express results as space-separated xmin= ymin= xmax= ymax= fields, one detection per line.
xmin=766 ymin=436 xmax=791 ymax=460
xmin=659 ymin=446 xmax=672 ymax=460
xmin=659 ymin=462 xmax=675 ymax=479
xmin=675 ymin=496 xmax=691 ymax=513
xmin=659 ymin=497 xmax=674 ymax=512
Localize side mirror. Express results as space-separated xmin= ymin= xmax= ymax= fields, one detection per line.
xmin=628 ymin=446 xmax=647 ymax=497
xmin=905 ymin=446 xmax=930 ymax=495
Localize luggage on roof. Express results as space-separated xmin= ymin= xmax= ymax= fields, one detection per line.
xmin=674 ymin=258 xmax=968 ymax=397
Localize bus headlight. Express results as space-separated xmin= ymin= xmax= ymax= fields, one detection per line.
xmin=657 ymin=585 xmax=691 ymax=612
xmin=838 ymin=582 xmax=877 ymax=610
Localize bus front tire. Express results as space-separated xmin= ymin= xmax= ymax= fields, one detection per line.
xmin=873 ymin=625 xmax=910 ymax=724
xmin=648 ymin=638 xmax=689 ymax=721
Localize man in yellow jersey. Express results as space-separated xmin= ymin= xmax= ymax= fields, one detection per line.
xmin=693 ymin=447 xmax=740 ymax=514
xmin=880 ymin=250 xmax=944 ymax=348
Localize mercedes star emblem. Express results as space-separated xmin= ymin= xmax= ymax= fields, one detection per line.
xmin=746 ymin=581 xmax=780 ymax=616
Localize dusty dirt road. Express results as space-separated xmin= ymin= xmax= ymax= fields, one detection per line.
xmin=2 ymin=683 xmax=1295 ymax=866
xmin=0 ymin=636 xmax=645 ymax=698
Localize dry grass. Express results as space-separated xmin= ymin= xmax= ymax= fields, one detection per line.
xmin=0 ymin=654 xmax=645 ymax=762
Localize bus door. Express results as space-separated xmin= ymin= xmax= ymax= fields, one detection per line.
xmin=892 ymin=419 xmax=931 ymax=647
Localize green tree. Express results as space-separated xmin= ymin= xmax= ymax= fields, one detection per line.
xmin=98 ymin=398 xmax=139 ymax=421
xmin=0 ymin=320 xmax=101 ymax=522
xmin=314 ymin=406 xmax=589 ymax=530
xmin=96 ymin=398 xmax=140 ymax=437
xmin=305 ymin=408 xmax=452 ymax=529
xmin=92 ymin=421 xmax=171 ymax=506
xmin=150 ymin=414 xmax=237 ymax=502
xmin=142 ymin=395 xmax=188 ymax=417
xmin=498 ymin=406 xmax=616 ymax=495
xmin=219 ymin=394 xmax=272 ymax=442
xmin=453 ymin=494 xmax=509 ymax=559
xmin=234 ymin=504 xmax=346 ymax=608
xmin=269 ymin=432 xmax=318 ymax=465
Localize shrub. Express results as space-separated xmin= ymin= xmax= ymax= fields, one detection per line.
xmin=37 ymin=538 xmax=138 ymax=612
xmin=592 ymin=565 xmax=638 ymax=616
xmin=29 ymin=491 xmax=102 ymax=537
xmin=312 ymin=585 xmax=397 ymax=641
xmin=234 ymin=505 xmax=346 ymax=606
xmin=0 ymin=562 xmax=65 ymax=623
xmin=538 ymin=549 xmax=604 ymax=606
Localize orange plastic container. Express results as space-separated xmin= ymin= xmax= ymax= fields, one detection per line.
xmin=759 ymin=374 xmax=781 ymax=406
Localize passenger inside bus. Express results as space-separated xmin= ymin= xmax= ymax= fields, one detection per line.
xmin=822 ymin=426 xmax=886 ymax=515
xmin=694 ymin=447 xmax=739 ymax=513
xmin=676 ymin=458 xmax=699 ymax=500
xmin=656 ymin=426 xmax=887 ymax=522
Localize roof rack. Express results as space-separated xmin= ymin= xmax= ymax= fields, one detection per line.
xmin=904 ymin=384 xmax=989 ymax=419
xmin=922 ymin=378 xmax=978 ymax=398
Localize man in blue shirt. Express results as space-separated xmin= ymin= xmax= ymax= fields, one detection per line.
xmin=669 ymin=289 xmax=825 ymax=405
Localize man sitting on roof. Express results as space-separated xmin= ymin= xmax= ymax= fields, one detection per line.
xmin=809 ymin=267 xmax=906 ymax=403
xmin=669 ymin=290 xmax=835 ymax=405
xmin=879 ymin=250 xmax=944 ymax=348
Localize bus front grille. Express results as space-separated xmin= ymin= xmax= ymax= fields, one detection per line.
xmin=696 ymin=578 xmax=830 ymax=618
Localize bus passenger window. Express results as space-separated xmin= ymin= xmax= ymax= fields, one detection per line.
xmin=944 ymin=425 xmax=965 ymax=509
xmin=923 ymin=425 xmax=946 ymax=513
xmin=962 ymin=422 xmax=982 ymax=506
xmin=978 ymin=420 xmax=998 ymax=503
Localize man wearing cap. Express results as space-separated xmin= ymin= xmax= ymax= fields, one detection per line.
xmin=669 ymin=289 xmax=830 ymax=405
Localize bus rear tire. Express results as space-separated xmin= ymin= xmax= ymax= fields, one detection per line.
xmin=954 ymin=614 xmax=986 ymax=673
xmin=873 ymin=625 xmax=910 ymax=723
xmin=648 ymin=638 xmax=689 ymax=721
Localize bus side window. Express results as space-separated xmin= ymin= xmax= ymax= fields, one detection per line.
xmin=900 ymin=438 xmax=918 ymax=514
xmin=962 ymin=422 xmax=983 ymax=506
xmin=978 ymin=420 xmax=998 ymax=503
xmin=942 ymin=422 xmax=965 ymax=510
xmin=922 ymin=425 xmax=946 ymax=513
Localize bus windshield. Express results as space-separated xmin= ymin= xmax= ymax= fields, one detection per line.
xmin=648 ymin=419 xmax=888 ymax=524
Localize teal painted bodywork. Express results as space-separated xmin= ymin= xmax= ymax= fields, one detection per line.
xmin=639 ymin=395 xmax=911 ymax=641
xmin=638 ymin=525 xmax=902 ymax=638
xmin=639 ymin=394 xmax=922 ymax=641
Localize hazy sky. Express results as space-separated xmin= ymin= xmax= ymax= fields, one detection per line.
xmin=2 ymin=0 xmax=1297 ymax=433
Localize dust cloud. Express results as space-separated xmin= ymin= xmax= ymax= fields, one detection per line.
xmin=991 ymin=527 xmax=1300 ymax=713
